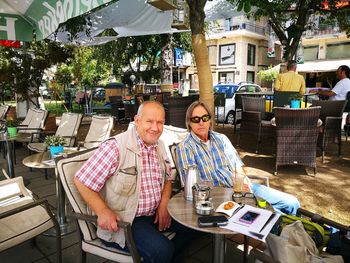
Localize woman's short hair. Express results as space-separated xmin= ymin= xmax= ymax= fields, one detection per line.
xmin=185 ymin=101 xmax=214 ymax=131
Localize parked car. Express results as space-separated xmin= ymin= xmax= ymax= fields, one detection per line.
xmin=214 ymin=83 xmax=262 ymax=124
xmin=92 ymin=87 xmax=105 ymax=101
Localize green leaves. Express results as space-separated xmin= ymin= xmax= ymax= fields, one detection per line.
xmin=236 ymin=0 xmax=251 ymax=12
xmin=44 ymin=135 xmax=66 ymax=146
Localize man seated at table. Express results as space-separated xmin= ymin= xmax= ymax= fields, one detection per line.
xmin=317 ymin=65 xmax=350 ymax=100
xmin=274 ymin=60 xmax=306 ymax=96
xmin=177 ymin=101 xmax=300 ymax=215
xmin=74 ymin=101 xmax=198 ymax=263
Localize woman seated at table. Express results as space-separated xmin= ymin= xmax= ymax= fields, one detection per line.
xmin=176 ymin=101 xmax=300 ymax=215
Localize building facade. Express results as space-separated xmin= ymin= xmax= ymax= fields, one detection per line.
xmin=185 ymin=15 xmax=281 ymax=90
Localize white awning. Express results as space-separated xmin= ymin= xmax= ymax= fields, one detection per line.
xmin=297 ymin=59 xmax=350 ymax=72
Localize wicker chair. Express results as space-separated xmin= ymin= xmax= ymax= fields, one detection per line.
xmin=311 ymin=100 xmax=347 ymax=163
xmin=237 ymin=96 xmax=274 ymax=153
xmin=274 ymin=107 xmax=321 ymax=176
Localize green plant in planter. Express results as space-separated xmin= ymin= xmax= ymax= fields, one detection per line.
xmin=5 ymin=118 xmax=20 ymax=127
xmin=44 ymin=135 xmax=67 ymax=147
xmin=289 ymin=93 xmax=303 ymax=101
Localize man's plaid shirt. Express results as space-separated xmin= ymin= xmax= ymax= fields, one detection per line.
xmin=75 ymin=135 xmax=171 ymax=217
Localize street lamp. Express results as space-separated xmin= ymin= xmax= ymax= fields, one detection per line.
xmin=137 ymin=41 xmax=142 ymax=83
xmin=130 ymin=74 xmax=136 ymax=94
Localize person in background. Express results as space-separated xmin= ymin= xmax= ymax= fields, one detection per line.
xmin=177 ymin=101 xmax=300 ymax=215
xmin=74 ymin=101 xmax=197 ymax=263
xmin=274 ymin=60 xmax=306 ymax=95
xmin=317 ymin=65 xmax=350 ymax=100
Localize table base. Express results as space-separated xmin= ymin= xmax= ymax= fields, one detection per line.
xmin=213 ymin=234 xmax=225 ymax=263
xmin=43 ymin=220 xmax=76 ymax=237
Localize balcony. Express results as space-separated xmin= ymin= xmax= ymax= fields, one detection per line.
xmin=209 ymin=22 xmax=270 ymax=36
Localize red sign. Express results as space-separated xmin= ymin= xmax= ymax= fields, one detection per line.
xmin=0 ymin=40 xmax=21 ymax=48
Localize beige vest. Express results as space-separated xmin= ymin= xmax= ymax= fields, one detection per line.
xmin=95 ymin=127 xmax=168 ymax=247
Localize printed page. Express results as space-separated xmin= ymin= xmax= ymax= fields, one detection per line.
xmin=220 ymin=204 xmax=280 ymax=241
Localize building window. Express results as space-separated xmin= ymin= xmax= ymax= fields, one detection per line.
xmin=219 ymin=44 xmax=235 ymax=65
xmin=304 ymin=45 xmax=318 ymax=61
xmin=247 ymin=71 xmax=255 ymax=83
xmin=326 ymin=42 xmax=350 ymax=59
xmin=218 ymin=71 xmax=235 ymax=83
xmin=247 ymin=44 xmax=256 ymax=66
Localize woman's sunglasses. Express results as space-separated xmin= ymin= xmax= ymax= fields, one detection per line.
xmin=190 ymin=114 xmax=211 ymax=123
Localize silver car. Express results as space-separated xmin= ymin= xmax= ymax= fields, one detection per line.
xmin=215 ymin=83 xmax=262 ymax=125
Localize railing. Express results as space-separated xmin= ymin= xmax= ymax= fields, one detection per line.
xmin=209 ymin=22 xmax=270 ymax=36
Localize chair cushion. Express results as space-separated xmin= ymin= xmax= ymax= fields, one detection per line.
xmin=28 ymin=142 xmax=47 ymax=152
xmin=82 ymin=239 xmax=133 ymax=263
xmin=56 ymin=113 xmax=82 ymax=147
xmin=57 ymin=149 xmax=98 ymax=241
xmin=84 ymin=116 xmax=113 ymax=148
xmin=0 ymin=198 xmax=53 ymax=252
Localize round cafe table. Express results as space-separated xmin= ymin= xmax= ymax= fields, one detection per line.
xmin=168 ymin=187 xmax=238 ymax=263
xmin=22 ymin=151 xmax=75 ymax=236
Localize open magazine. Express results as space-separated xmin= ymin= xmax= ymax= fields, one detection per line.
xmin=219 ymin=203 xmax=280 ymax=241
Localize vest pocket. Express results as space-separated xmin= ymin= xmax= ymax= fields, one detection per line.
xmin=114 ymin=172 xmax=137 ymax=196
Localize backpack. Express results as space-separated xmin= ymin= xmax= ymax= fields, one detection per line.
xmin=275 ymin=214 xmax=332 ymax=249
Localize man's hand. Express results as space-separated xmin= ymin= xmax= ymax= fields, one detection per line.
xmin=97 ymin=207 xmax=120 ymax=232
xmin=154 ymin=199 xmax=172 ymax=231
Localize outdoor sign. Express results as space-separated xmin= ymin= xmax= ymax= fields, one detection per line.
xmin=174 ymin=48 xmax=183 ymax=67
xmin=0 ymin=0 xmax=112 ymax=42
xmin=0 ymin=40 xmax=21 ymax=48
xmin=296 ymin=42 xmax=304 ymax=64
xmin=267 ymin=34 xmax=275 ymax=58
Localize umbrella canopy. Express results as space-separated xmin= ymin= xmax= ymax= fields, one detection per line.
xmin=0 ymin=0 xmax=113 ymax=42
xmin=53 ymin=0 xmax=187 ymax=44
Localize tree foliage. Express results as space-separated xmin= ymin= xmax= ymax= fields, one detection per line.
xmin=0 ymin=40 xmax=73 ymax=105
xmin=228 ymin=0 xmax=350 ymax=61
xmin=92 ymin=32 xmax=192 ymax=85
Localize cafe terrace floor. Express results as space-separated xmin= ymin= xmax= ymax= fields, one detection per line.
xmin=1 ymin=123 xmax=349 ymax=263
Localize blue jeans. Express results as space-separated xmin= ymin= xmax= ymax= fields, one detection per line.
xmin=101 ymin=215 xmax=201 ymax=263
xmin=251 ymin=183 xmax=300 ymax=215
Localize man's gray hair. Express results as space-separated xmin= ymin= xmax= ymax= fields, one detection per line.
xmin=137 ymin=100 xmax=164 ymax=117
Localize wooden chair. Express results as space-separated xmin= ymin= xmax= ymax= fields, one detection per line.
xmin=0 ymin=177 xmax=61 ymax=262
xmin=274 ymin=107 xmax=321 ymax=176
xmin=55 ymin=149 xmax=140 ymax=263
xmin=311 ymin=100 xmax=347 ymax=163
xmin=237 ymin=96 xmax=274 ymax=153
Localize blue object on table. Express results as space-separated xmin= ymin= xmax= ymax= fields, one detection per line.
xmin=49 ymin=146 xmax=64 ymax=158
xmin=290 ymin=100 xmax=301 ymax=108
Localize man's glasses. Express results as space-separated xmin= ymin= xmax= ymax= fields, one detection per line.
xmin=232 ymin=192 xmax=255 ymax=199
xmin=232 ymin=192 xmax=257 ymax=205
xmin=190 ymin=114 xmax=211 ymax=123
